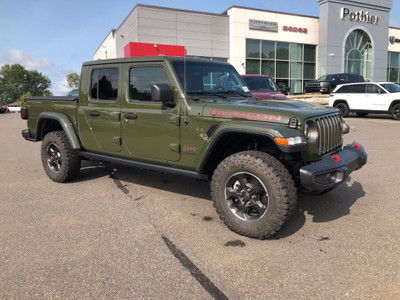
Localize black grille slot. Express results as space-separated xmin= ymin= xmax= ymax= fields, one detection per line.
xmin=315 ymin=114 xmax=343 ymax=154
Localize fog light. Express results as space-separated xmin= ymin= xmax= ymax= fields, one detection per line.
xmin=314 ymin=170 xmax=344 ymax=186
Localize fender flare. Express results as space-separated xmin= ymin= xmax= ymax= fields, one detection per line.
xmin=196 ymin=122 xmax=306 ymax=173
xmin=37 ymin=112 xmax=82 ymax=149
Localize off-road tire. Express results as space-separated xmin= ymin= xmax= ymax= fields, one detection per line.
xmin=334 ymin=102 xmax=349 ymax=117
xmin=211 ymin=151 xmax=297 ymax=239
xmin=392 ymin=103 xmax=400 ymax=120
xmin=41 ymin=131 xmax=81 ymax=182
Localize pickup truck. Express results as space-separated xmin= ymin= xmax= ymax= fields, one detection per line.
xmin=21 ymin=56 xmax=367 ymax=239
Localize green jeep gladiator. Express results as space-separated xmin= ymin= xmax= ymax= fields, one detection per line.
xmin=21 ymin=56 xmax=367 ymax=239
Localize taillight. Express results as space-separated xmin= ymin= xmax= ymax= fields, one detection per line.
xmin=20 ymin=107 xmax=28 ymax=119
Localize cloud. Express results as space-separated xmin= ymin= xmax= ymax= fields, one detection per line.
xmin=0 ymin=48 xmax=53 ymax=70
xmin=51 ymin=79 xmax=70 ymax=96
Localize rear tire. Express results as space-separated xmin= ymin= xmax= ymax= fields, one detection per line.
xmin=41 ymin=131 xmax=81 ymax=182
xmin=392 ymin=103 xmax=400 ymax=120
xmin=334 ymin=102 xmax=349 ymax=117
xmin=211 ymin=151 xmax=297 ymax=239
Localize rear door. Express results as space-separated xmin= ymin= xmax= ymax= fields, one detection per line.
xmin=78 ymin=66 xmax=122 ymax=153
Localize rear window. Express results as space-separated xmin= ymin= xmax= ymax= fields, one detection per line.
xmin=90 ymin=68 xmax=119 ymax=100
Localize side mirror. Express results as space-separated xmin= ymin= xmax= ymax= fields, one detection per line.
xmin=151 ymin=84 xmax=175 ymax=108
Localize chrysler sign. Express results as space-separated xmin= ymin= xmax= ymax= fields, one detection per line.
xmin=249 ymin=19 xmax=278 ymax=32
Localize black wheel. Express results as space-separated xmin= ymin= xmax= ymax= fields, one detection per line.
xmin=356 ymin=112 xmax=368 ymax=117
xmin=41 ymin=131 xmax=81 ymax=182
xmin=211 ymin=151 xmax=297 ymax=239
xmin=392 ymin=103 xmax=400 ymax=120
xmin=334 ymin=102 xmax=349 ymax=117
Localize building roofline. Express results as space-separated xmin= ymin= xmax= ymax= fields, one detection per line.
xmin=93 ymin=29 xmax=116 ymax=55
xmin=116 ymin=3 xmax=228 ymax=32
xmin=222 ymin=5 xmax=319 ymax=19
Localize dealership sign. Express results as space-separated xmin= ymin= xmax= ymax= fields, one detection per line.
xmin=249 ymin=19 xmax=278 ymax=32
xmin=389 ymin=36 xmax=400 ymax=44
xmin=340 ymin=7 xmax=381 ymax=25
xmin=283 ymin=26 xmax=307 ymax=33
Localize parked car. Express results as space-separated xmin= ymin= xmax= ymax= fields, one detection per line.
xmin=305 ymin=73 xmax=365 ymax=94
xmin=66 ymin=89 xmax=79 ymax=97
xmin=329 ymin=82 xmax=400 ymax=120
xmin=0 ymin=104 xmax=9 ymax=113
xmin=241 ymin=75 xmax=288 ymax=99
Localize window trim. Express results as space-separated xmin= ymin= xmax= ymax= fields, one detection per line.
xmin=128 ymin=64 xmax=172 ymax=103
xmin=89 ymin=67 xmax=120 ymax=103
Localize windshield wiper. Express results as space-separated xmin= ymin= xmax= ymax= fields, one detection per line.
xmin=187 ymin=90 xmax=227 ymax=99
xmin=214 ymin=90 xmax=251 ymax=97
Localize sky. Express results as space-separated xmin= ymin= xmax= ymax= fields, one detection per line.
xmin=1 ymin=0 xmax=400 ymax=95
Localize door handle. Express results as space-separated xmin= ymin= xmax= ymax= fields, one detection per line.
xmin=123 ymin=113 xmax=138 ymax=120
xmin=88 ymin=111 xmax=100 ymax=117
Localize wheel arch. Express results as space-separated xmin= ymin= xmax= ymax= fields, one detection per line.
xmin=332 ymin=99 xmax=349 ymax=107
xmin=36 ymin=112 xmax=82 ymax=149
xmin=389 ymin=100 xmax=400 ymax=112
xmin=198 ymin=129 xmax=281 ymax=177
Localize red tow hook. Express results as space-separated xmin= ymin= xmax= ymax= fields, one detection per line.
xmin=353 ymin=143 xmax=360 ymax=150
xmin=332 ymin=154 xmax=340 ymax=162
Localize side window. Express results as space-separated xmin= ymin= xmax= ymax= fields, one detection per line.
xmin=90 ymin=68 xmax=119 ymax=100
xmin=366 ymin=84 xmax=379 ymax=93
xmin=336 ymin=85 xmax=351 ymax=93
xmin=129 ymin=66 xmax=169 ymax=101
xmin=350 ymin=84 xmax=365 ymax=93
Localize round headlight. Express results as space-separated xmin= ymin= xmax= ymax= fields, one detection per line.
xmin=304 ymin=120 xmax=318 ymax=143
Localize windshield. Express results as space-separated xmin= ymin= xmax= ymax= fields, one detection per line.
xmin=242 ymin=77 xmax=279 ymax=92
xmin=172 ymin=60 xmax=251 ymax=96
xmin=318 ymin=74 xmax=339 ymax=81
xmin=380 ymin=83 xmax=400 ymax=93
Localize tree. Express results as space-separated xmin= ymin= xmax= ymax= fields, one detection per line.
xmin=0 ymin=64 xmax=52 ymax=104
xmin=66 ymin=72 xmax=80 ymax=89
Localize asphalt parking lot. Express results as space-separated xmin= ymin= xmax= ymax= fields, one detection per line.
xmin=1 ymin=112 xmax=399 ymax=299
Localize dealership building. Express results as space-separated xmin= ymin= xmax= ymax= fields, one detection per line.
xmin=94 ymin=0 xmax=400 ymax=94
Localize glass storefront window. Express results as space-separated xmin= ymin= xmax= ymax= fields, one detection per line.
xmin=304 ymin=45 xmax=316 ymax=62
xmin=290 ymin=44 xmax=303 ymax=61
xmin=304 ymin=63 xmax=315 ymax=79
xmin=262 ymin=60 xmax=275 ymax=77
xmin=290 ymin=80 xmax=303 ymax=94
xmin=290 ymin=62 xmax=302 ymax=79
xmin=246 ymin=39 xmax=316 ymax=94
xmin=276 ymin=61 xmax=289 ymax=78
xmin=344 ymin=29 xmax=372 ymax=81
xmin=390 ymin=52 xmax=400 ymax=67
xmin=276 ymin=42 xmax=289 ymax=60
xmin=246 ymin=39 xmax=260 ymax=58
xmin=262 ymin=41 xmax=275 ymax=59
xmin=246 ymin=59 xmax=260 ymax=74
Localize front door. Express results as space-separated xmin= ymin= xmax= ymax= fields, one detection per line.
xmin=120 ymin=64 xmax=180 ymax=162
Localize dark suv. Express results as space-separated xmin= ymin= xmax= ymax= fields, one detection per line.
xmin=305 ymin=73 xmax=364 ymax=94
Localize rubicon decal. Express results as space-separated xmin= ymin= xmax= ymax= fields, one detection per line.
xmin=209 ymin=109 xmax=282 ymax=121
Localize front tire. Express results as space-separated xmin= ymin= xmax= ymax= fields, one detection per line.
xmin=334 ymin=102 xmax=349 ymax=117
xmin=392 ymin=103 xmax=400 ymax=120
xmin=41 ymin=131 xmax=81 ymax=182
xmin=211 ymin=151 xmax=297 ymax=239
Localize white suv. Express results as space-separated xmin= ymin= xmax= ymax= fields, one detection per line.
xmin=329 ymin=82 xmax=400 ymax=120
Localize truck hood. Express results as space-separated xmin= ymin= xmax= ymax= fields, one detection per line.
xmin=250 ymin=90 xmax=287 ymax=100
xmin=202 ymin=98 xmax=337 ymax=125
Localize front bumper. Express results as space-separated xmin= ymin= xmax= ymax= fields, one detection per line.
xmin=299 ymin=142 xmax=367 ymax=191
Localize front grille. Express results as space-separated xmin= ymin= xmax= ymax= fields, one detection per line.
xmin=315 ymin=114 xmax=343 ymax=155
